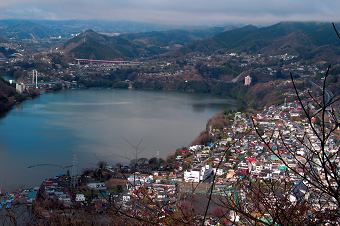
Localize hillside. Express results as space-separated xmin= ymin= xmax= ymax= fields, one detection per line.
xmin=173 ymin=22 xmax=340 ymax=61
xmin=0 ymin=36 xmax=8 ymax=43
xmin=63 ymin=29 xmax=159 ymax=60
xmin=0 ymin=78 xmax=16 ymax=114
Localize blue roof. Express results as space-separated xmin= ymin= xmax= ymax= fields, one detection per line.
xmin=28 ymin=192 xmax=37 ymax=199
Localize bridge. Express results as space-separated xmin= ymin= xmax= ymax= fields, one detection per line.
xmin=75 ymin=59 xmax=139 ymax=65
xmin=24 ymin=82 xmax=56 ymax=86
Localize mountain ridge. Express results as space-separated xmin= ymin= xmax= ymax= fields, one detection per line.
xmin=170 ymin=22 xmax=340 ymax=60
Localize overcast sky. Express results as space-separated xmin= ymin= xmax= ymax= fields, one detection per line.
xmin=1 ymin=0 xmax=340 ymax=26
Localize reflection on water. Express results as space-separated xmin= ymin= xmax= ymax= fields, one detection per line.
xmin=192 ymin=102 xmax=233 ymax=112
xmin=0 ymin=89 xmax=237 ymax=188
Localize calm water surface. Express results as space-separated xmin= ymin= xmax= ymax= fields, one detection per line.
xmin=0 ymin=89 xmax=237 ymax=188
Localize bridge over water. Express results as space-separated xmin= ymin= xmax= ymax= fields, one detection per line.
xmin=75 ymin=59 xmax=140 ymax=65
xmin=23 ymin=82 xmax=56 ymax=86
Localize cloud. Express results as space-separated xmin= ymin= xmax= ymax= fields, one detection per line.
xmin=0 ymin=0 xmax=339 ymax=25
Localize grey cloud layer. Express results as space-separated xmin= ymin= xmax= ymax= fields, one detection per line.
xmin=0 ymin=0 xmax=339 ymax=25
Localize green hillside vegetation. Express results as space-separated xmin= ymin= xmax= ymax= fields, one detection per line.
xmin=0 ymin=47 xmax=17 ymax=58
xmin=195 ymin=61 xmax=239 ymax=79
xmin=121 ymin=26 xmax=228 ymax=46
xmin=0 ymin=77 xmax=16 ymax=114
xmin=70 ymin=39 xmax=122 ymax=59
xmin=178 ymin=25 xmax=258 ymax=55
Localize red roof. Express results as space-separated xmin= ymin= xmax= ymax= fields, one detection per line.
xmin=247 ymin=158 xmax=258 ymax=163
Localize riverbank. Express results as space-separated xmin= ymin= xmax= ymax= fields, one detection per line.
xmin=0 ymin=77 xmax=41 ymax=115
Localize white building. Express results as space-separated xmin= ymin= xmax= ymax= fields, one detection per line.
xmin=245 ymin=75 xmax=252 ymax=86
xmin=75 ymin=194 xmax=86 ymax=202
xmin=212 ymin=168 xmax=225 ymax=176
xmin=122 ymin=193 xmax=131 ymax=203
xmin=87 ymin=182 xmax=107 ymax=190
xmin=16 ymin=83 xmax=25 ymax=94
xmin=58 ymin=194 xmax=71 ymax=203
xmin=184 ymin=169 xmax=200 ymax=182
xmin=184 ymin=164 xmax=212 ymax=182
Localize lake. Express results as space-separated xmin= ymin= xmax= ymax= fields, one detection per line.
xmin=0 ymin=88 xmax=237 ymax=189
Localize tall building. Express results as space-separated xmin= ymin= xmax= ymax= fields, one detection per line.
xmin=16 ymin=83 xmax=24 ymax=94
xmin=245 ymin=75 xmax=252 ymax=86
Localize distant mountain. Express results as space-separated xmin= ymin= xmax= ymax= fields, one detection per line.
xmin=174 ymin=22 xmax=340 ymax=60
xmin=61 ymin=29 xmax=143 ymax=60
xmin=31 ymin=20 xmax=239 ymax=35
xmin=0 ymin=20 xmax=60 ymax=40
xmin=0 ymin=19 xmax=238 ymax=39
xmin=120 ymin=26 xmax=236 ymax=51
xmin=0 ymin=21 xmax=9 ymax=29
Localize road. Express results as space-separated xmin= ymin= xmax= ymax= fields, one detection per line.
xmin=306 ymin=77 xmax=334 ymax=106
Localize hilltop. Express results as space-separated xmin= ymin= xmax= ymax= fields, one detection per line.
xmin=61 ymin=29 xmax=130 ymax=60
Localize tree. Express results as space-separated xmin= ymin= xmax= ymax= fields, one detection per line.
xmin=211 ymin=206 xmax=225 ymax=218
xmin=97 ymin=160 xmax=107 ymax=170
xmin=137 ymin=158 xmax=149 ymax=166
xmin=14 ymin=93 xmax=25 ymax=102
xmin=250 ymin=73 xmax=258 ymax=84
xmin=82 ymin=167 xmax=93 ymax=176
xmin=158 ymin=158 xmax=165 ymax=164
xmin=129 ymin=158 xmax=138 ymax=169
xmin=148 ymin=157 xmax=158 ymax=165
xmin=97 ymin=169 xmax=103 ymax=181
xmin=115 ymin=162 xmax=123 ymax=169
xmin=116 ymin=184 xmax=123 ymax=193
xmin=275 ymin=70 xmax=284 ymax=79
xmin=36 ymin=183 xmax=47 ymax=202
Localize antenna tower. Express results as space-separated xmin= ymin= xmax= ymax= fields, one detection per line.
xmin=32 ymin=70 xmax=38 ymax=88
xmin=71 ymin=155 xmax=78 ymax=189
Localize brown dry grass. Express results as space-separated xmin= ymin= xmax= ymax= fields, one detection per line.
xmin=105 ymin=178 xmax=127 ymax=189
